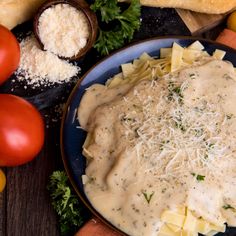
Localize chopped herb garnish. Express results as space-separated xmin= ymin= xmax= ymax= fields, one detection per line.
xmin=91 ymin=0 xmax=141 ymax=55
xmin=168 ymin=81 xmax=174 ymax=90
xmin=142 ymin=191 xmax=154 ymax=204
xmin=161 ymin=188 xmax=167 ymax=193
xmin=172 ymin=111 xmax=186 ymax=132
xmin=191 ymin=173 xmax=205 ymax=181
xmin=223 ymin=204 xmax=235 ymax=210
xmin=175 ymin=122 xmax=186 ymax=132
xmin=168 ymin=85 xmax=183 ymax=103
xmin=226 ymin=114 xmax=233 ymax=120
xmin=172 ymin=86 xmax=181 ymax=94
xmin=134 ymin=128 xmax=139 ymax=137
xmin=194 ymin=128 xmax=204 ymax=137
xmin=223 ymin=74 xmax=233 ymax=80
xmin=208 ymin=143 xmax=214 ymax=148
xmin=196 ymin=174 xmax=205 ymax=181
xmin=121 ymin=117 xmax=134 ymax=122
xmin=160 ymin=140 xmax=170 ymax=150
xmin=205 ymin=142 xmax=215 ymax=150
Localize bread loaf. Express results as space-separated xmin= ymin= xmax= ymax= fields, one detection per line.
xmin=139 ymin=0 xmax=236 ymax=14
xmin=119 ymin=0 xmax=236 ymax=14
xmin=2 ymin=0 xmax=236 ymax=30
xmin=0 ymin=0 xmax=46 ymax=30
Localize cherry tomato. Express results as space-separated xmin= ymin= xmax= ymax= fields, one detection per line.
xmin=227 ymin=11 xmax=236 ymax=32
xmin=0 ymin=94 xmax=45 ymax=166
xmin=0 ymin=25 xmax=20 ymax=84
xmin=0 ymin=169 xmax=6 ymax=192
xmin=75 ymin=218 xmax=120 ymax=236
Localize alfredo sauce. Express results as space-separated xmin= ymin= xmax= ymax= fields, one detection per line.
xmin=78 ymin=59 xmax=236 ymax=236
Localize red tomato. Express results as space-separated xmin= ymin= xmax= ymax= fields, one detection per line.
xmin=75 ymin=218 xmax=120 ymax=236
xmin=0 ymin=94 xmax=45 ymax=166
xmin=0 ymin=25 xmax=20 ymax=84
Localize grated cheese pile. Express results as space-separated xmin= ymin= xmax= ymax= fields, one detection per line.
xmin=118 ymin=63 xmax=236 ymax=181
xmin=38 ymin=3 xmax=89 ymax=58
xmin=15 ymin=35 xmax=80 ymax=88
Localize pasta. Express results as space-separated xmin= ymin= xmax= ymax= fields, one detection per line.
xmin=78 ymin=41 xmax=236 ymax=236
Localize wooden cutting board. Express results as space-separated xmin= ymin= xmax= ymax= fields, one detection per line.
xmin=176 ymin=9 xmax=227 ymax=35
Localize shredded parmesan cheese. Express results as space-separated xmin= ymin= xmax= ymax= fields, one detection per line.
xmin=15 ymin=35 xmax=80 ymax=88
xmin=38 ymin=3 xmax=90 ymax=58
xmin=120 ymin=71 xmax=236 ymax=180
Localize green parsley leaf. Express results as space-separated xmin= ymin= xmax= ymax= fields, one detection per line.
xmin=91 ymin=0 xmax=141 ymax=55
xmin=47 ymin=171 xmax=90 ymax=236
xmin=189 ymin=73 xmax=196 ymax=79
xmin=90 ymin=0 xmax=120 ymax=23
xmin=196 ymin=174 xmax=205 ymax=181
xmin=142 ymin=191 xmax=155 ymax=204
xmin=191 ymin=173 xmax=205 ymax=181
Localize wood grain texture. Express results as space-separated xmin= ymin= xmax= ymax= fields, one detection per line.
xmin=176 ymin=9 xmax=226 ymax=35
xmin=0 ymin=179 xmax=6 ymax=236
xmin=5 ymin=127 xmax=60 ymax=236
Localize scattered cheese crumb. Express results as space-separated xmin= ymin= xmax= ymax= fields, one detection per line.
xmin=15 ymin=35 xmax=80 ymax=88
xmin=38 ymin=3 xmax=90 ymax=58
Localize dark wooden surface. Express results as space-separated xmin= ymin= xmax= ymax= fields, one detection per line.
xmin=0 ymin=6 xmax=230 ymax=236
xmin=0 ymin=127 xmax=60 ymax=236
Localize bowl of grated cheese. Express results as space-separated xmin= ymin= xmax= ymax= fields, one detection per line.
xmin=33 ymin=0 xmax=98 ymax=61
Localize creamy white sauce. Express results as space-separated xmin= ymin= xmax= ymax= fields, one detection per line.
xmin=78 ymin=60 xmax=236 ymax=236
xmin=78 ymin=83 xmax=133 ymax=129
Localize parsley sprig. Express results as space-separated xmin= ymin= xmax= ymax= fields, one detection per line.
xmin=91 ymin=0 xmax=141 ymax=55
xmin=47 ymin=171 xmax=90 ymax=236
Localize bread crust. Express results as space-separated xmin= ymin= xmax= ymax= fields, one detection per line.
xmin=1 ymin=0 xmax=236 ymax=30
xmin=140 ymin=0 xmax=236 ymax=14
xmin=0 ymin=0 xmax=46 ymax=29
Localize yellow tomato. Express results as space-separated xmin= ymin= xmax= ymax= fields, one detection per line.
xmin=227 ymin=11 xmax=236 ymax=32
xmin=0 ymin=169 xmax=6 ymax=192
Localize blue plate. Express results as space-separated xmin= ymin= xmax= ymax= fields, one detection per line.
xmin=61 ymin=37 xmax=236 ymax=235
